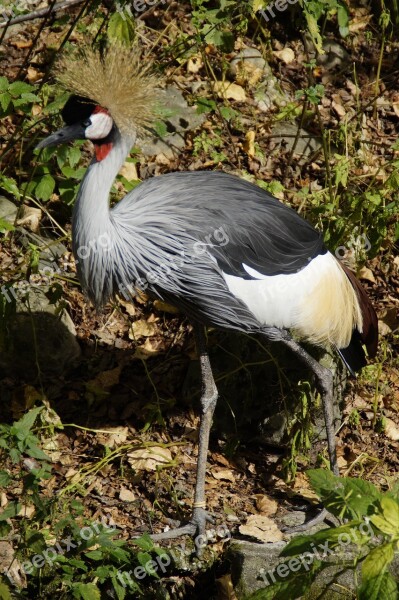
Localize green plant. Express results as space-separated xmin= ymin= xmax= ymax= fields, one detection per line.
xmin=246 ymin=470 xmax=399 ymax=599
xmin=0 ymin=408 xmax=173 ymax=599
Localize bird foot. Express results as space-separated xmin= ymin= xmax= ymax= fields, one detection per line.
xmin=149 ymin=507 xmax=215 ymax=548
xmin=281 ymin=507 xmax=337 ymax=534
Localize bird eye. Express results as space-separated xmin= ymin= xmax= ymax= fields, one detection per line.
xmin=82 ymin=119 xmax=91 ymax=128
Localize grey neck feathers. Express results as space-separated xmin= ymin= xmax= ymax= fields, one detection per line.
xmin=71 ymin=129 xmax=136 ymax=305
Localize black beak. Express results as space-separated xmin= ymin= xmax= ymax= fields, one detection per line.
xmin=36 ymin=123 xmax=86 ymax=150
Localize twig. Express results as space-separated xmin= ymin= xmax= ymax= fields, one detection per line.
xmin=0 ymin=0 xmax=84 ymax=29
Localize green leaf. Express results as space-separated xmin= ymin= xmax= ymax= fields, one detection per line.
xmin=0 ymin=502 xmax=21 ymax=521
xmin=281 ymin=521 xmax=362 ymax=557
xmin=307 ymin=469 xmax=380 ymax=519
xmin=303 ymin=12 xmax=323 ymax=54
xmin=85 ymin=550 xmax=103 ymax=560
xmin=358 ymin=570 xmax=398 ymax=600
xmin=26 ymin=444 xmax=50 ymax=462
xmin=9 ymin=448 xmax=20 ymax=463
xmin=73 ymin=583 xmax=101 ymax=600
xmin=8 ymin=81 xmax=34 ymax=97
xmin=0 ymin=77 xmax=9 ymax=92
xmin=0 ymin=219 xmax=15 ymax=233
xmin=15 ymin=407 xmax=43 ymax=436
xmin=35 ymin=174 xmax=56 ymax=202
xmin=133 ymin=533 xmax=155 ymax=552
xmin=0 ymin=92 xmax=12 ymax=113
xmin=0 ymin=581 xmax=12 ymax=600
xmin=361 ymin=543 xmax=395 ymax=581
xmin=370 ymin=496 xmax=399 ymax=538
xmin=0 ymin=471 xmax=11 ymax=486
xmin=107 ymin=11 xmax=135 ymax=45
xmin=0 ymin=174 xmax=20 ymax=200
xmin=196 ymin=97 xmax=217 ymax=115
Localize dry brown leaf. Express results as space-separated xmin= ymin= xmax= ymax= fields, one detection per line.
xmin=16 ymin=206 xmax=42 ymax=233
xmin=187 ymin=56 xmax=203 ymax=74
xmin=216 ymin=574 xmax=238 ymax=600
xmin=243 ymin=130 xmax=256 ymax=159
xmin=0 ymin=540 xmax=27 ymax=588
xmin=213 ymin=82 xmax=246 ymax=102
xmin=10 ymin=39 xmax=32 ymax=49
xmin=128 ymin=446 xmax=173 ymax=471
xmin=212 ymin=468 xmax=236 ymax=483
xmin=120 ymin=161 xmax=138 ymax=181
xmin=332 ymin=100 xmax=346 ymax=118
xmin=130 ymin=319 xmax=157 ymax=339
xmin=17 ymin=504 xmax=35 ymax=518
xmin=384 ymin=418 xmax=399 ymax=441
xmin=153 ymin=299 xmax=180 ymax=314
xmin=358 ymin=266 xmax=376 ymax=283
xmin=27 ymin=66 xmax=43 ymax=83
xmin=239 ymin=514 xmax=283 ymax=543
xmin=119 ymin=487 xmax=136 ymax=502
xmin=97 ymin=426 xmax=129 ymax=448
xmin=255 ymin=494 xmax=278 ymax=516
xmin=273 ymin=48 xmax=295 ymax=64
xmin=292 ymin=472 xmax=319 ymax=502
xmin=90 ymin=366 xmax=122 ymax=390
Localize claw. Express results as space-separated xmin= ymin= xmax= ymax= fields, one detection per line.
xmin=147 ymin=507 xmax=215 ymax=553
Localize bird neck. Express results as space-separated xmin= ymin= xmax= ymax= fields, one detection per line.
xmin=72 ymin=130 xmax=135 ymax=252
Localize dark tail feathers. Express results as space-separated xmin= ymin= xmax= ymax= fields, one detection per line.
xmin=338 ymin=264 xmax=378 ymax=375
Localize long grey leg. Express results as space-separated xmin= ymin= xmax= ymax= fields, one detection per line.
xmin=280 ymin=336 xmax=339 ymax=476
xmin=150 ymin=324 xmax=218 ymax=542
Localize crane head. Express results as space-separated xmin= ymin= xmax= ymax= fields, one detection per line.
xmin=37 ymin=95 xmax=114 ymax=151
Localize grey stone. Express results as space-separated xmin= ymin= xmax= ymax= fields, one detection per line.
xmin=0 ymin=285 xmax=81 ymax=380
xmin=0 ymin=196 xmax=18 ymax=223
xmin=229 ymin=47 xmax=290 ymax=110
xmin=229 ymin=47 xmax=268 ymax=78
xmin=270 ymin=122 xmax=322 ymax=163
xmin=16 ymin=229 xmax=68 ymax=271
xmin=140 ymin=87 xmax=206 ymax=159
xmin=226 ymin=539 xmax=356 ymax=598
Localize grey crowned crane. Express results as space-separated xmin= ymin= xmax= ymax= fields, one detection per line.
xmin=37 ymin=45 xmax=378 ymax=541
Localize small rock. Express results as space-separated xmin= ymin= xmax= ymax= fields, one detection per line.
xmin=0 ymin=196 xmax=18 ymax=223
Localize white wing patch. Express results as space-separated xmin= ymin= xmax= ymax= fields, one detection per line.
xmin=222 ymin=252 xmax=362 ymax=348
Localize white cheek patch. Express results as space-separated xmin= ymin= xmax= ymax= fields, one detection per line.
xmin=85 ymin=112 xmax=113 ymax=140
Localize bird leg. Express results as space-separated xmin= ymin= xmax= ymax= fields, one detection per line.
xmin=150 ymin=324 xmax=217 ymax=543
xmin=279 ymin=335 xmax=339 ymax=476
xmin=276 ymin=333 xmax=339 ymax=532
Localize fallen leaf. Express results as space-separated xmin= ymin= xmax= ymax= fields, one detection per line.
xmin=216 ymin=574 xmax=238 ymax=600
xmin=153 ymin=299 xmax=180 ymax=314
xmin=17 ymin=504 xmax=35 ymax=518
xmin=357 ymin=266 xmax=376 ymax=283
xmin=97 ymin=426 xmax=129 ymax=448
xmin=128 ymin=446 xmax=173 ymax=471
xmin=239 ymin=514 xmax=283 ymax=543
xmin=120 ymin=161 xmax=138 ymax=181
xmin=130 ymin=319 xmax=157 ymax=339
xmin=255 ymin=494 xmax=278 ymax=516
xmin=119 ymin=487 xmax=136 ymax=502
xmin=213 ymin=82 xmax=246 ymax=102
xmin=332 ymin=100 xmax=346 ymax=118
xmin=187 ymin=56 xmax=203 ymax=73
xmin=16 ymin=206 xmax=42 ymax=232
xmin=273 ymin=48 xmax=295 ymax=64
xmin=27 ymin=66 xmax=43 ymax=83
xmin=212 ymin=468 xmax=236 ymax=483
xmin=243 ymin=130 xmax=256 ymax=158
xmin=385 ymin=418 xmax=399 ymax=441
xmin=89 ymin=366 xmax=122 ymax=391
